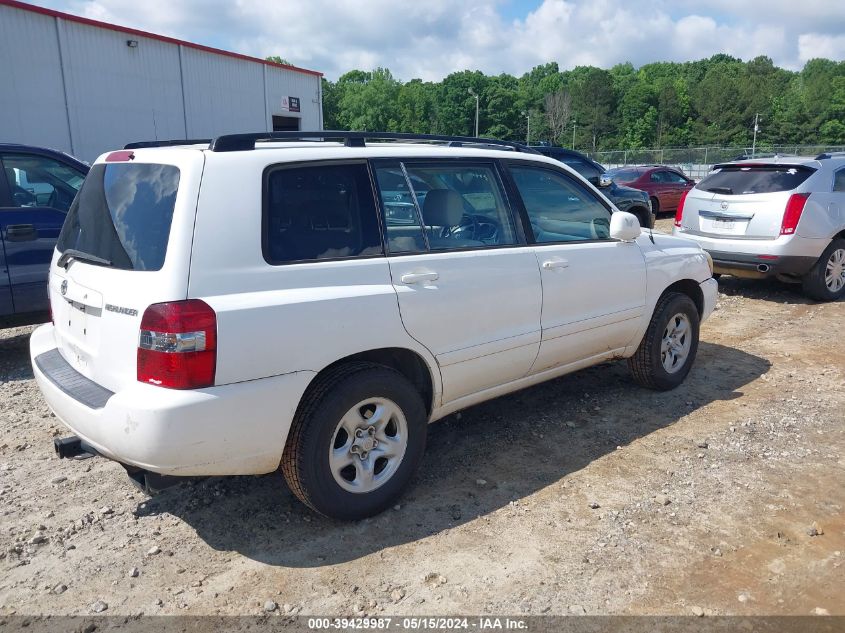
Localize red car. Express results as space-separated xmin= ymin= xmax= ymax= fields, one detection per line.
xmin=606 ymin=165 xmax=695 ymax=215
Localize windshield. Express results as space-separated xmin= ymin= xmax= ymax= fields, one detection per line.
xmin=56 ymin=162 xmax=180 ymax=271
xmin=698 ymin=165 xmax=815 ymax=195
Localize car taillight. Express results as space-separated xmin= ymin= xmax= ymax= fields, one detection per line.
xmin=137 ymin=300 xmax=216 ymax=389
xmin=780 ymin=193 xmax=810 ymax=235
xmin=674 ymin=190 xmax=689 ymax=227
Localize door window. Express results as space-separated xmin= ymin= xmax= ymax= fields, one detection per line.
xmin=834 ymin=169 xmax=845 ymax=192
xmin=374 ymin=162 xmax=518 ymax=253
xmin=1 ymin=154 xmax=84 ymax=212
xmin=263 ymin=162 xmax=382 ymax=264
xmin=663 ymin=170 xmax=689 ymax=184
xmin=509 ymin=165 xmax=611 ymax=242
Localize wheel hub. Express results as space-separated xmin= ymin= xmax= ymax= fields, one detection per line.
xmin=350 ymin=426 xmax=378 ymax=458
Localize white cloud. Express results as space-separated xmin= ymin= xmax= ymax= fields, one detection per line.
xmin=799 ymin=33 xmax=845 ymax=63
xmin=32 ymin=0 xmax=845 ymax=79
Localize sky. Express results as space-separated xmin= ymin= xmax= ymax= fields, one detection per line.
xmin=28 ymin=0 xmax=845 ymax=80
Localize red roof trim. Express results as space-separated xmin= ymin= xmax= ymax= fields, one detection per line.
xmin=0 ymin=0 xmax=323 ymax=77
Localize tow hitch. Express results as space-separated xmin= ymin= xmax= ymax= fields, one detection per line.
xmin=54 ymin=436 xmax=98 ymax=459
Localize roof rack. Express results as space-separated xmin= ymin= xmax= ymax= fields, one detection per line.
xmin=207 ymin=130 xmax=541 ymax=154
xmin=124 ymin=139 xmax=211 ymax=149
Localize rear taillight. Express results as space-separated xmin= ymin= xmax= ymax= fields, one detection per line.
xmin=137 ymin=300 xmax=216 ymax=389
xmin=780 ymin=193 xmax=810 ymax=235
xmin=674 ymin=190 xmax=689 ymax=227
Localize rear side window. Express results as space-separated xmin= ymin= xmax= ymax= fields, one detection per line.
xmin=57 ymin=163 xmax=179 ymax=271
xmin=699 ymin=165 xmax=815 ymax=195
xmin=834 ymin=169 xmax=845 ymax=192
xmin=263 ymin=162 xmax=382 ymax=264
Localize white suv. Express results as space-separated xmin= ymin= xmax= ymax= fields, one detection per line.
xmin=673 ymin=153 xmax=845 ymax=301
xmin=31 ymin=132 xmax=717 ymax=520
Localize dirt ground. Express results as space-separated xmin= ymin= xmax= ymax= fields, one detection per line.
xmin=1 ymin=218 xmax=843 ymax=618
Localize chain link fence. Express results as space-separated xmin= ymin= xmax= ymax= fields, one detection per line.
xmin=587 ymin=145 xmax=845 ymax=180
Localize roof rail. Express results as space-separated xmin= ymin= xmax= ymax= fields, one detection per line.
xmin=208 ymin=130 xmax=541 ymax=154
xmin=124 ymin=139 xmax=211 ymax=149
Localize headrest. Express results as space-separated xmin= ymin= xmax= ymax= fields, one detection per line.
xmin=423 ymin=189 xmax=463 ymax=226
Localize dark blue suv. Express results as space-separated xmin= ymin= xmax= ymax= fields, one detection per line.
xmin=1 ymin=144 xmax=88 ymax=326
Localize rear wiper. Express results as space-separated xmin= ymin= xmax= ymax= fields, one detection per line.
xmin=57 ymin=249 xmax=113 ymax=269
xmin=705 ymin=186 xmax=733 ymax=195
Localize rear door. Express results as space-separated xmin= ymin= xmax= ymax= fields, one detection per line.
xmin=48 ymin=150 xmax=204 ymax=392
xmin=662 ymin=169 xmax=694 ymax=210
xmin=0 ymin=172 xmax=12 ymax=317
xmin=0 ymin=151 xmax=85 ymax=316
xmin=505 ymin=162 xmax=647 ymax=371
xmin=373 ymin=159 xmax=542 ymax=404
xmin=681 ymin=164 xmax=816 ymax=239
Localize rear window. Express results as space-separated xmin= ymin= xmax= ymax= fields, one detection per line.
xmin=263 ymin=162 xmax=382 ymax=264
xmin=698 ymin=165 xmax=815 ymax=195
xmin=57 ymin=163 xmax=180 ymax=271
xmin=607 ymin=167 xmax=641 ymax=182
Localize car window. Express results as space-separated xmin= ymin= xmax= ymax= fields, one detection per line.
xmin=834 ymin=169 xmax=845 ymax=192
xmin=649 ymin=171 xmax=666 ymax=183
xmin=57 ymin=163 xmax=179 ymax=271
xmin=2 ymin=154 xmax=84 ymax=212
xmin=374 ymin=162 xmax=518 ymax=253
xmin=699 ymin=165 xmax=816 ymax=195
xmin=558 ymin=157 xmax=601 ymax=181
xmin=510 ymin=165 xmax=611 ymax=243
xmin=664 ymin=170 xmax=689 ymax=184
xmin=607 ymin=167 xmax=641 ymax=182
xmin=263 ymin=162 xmax=382 ymax=264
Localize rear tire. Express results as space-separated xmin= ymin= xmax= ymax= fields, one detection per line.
xmin=801 ymin=239 xmax=845 ymax=302
xmin=628 ymin=292 xmax=700 ymax=391
xmin=281 ymin=362 xmax=427 ymax=520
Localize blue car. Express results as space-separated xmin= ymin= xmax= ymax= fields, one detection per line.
xmin=1 ymin=144 xmax=88 ymax=327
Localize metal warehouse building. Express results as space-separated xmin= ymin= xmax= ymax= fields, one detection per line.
xmin=0 ymin=0 xmax=324 ymax=162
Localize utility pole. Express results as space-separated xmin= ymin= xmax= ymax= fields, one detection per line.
xmin=522 ymin=110 xmax=530 ymax=144
xmin=751 ymin=113 xmax=760 ymax=158
xmin=468 ymin=88 xmax=479 ymax=137
xmin=572 ymin=118 xmax=577 ymax=150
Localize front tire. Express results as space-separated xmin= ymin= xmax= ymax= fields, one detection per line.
xmin=801 ymin=239 xmax=845 ymax=302
xmin=281 ymin=362 xmax=427 ymax=520
xmin=628 ymin=292 xmax=700 ymax=391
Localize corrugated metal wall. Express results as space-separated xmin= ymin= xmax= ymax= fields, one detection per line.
xmin=0 ymin=2 xmax=322 ymax=162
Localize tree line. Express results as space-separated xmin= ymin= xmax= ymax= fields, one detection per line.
xmin=309 ymin=55 xmax=845 ymax=151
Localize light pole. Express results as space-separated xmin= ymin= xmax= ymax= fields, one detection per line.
xmin=522 ymin=110 xmax=530 ymax=144
xmin=751 ymin=113 xmax=760 ymax=158
xmin=468 ymin=88 xmax=479 ymax=137
xmin=571 ymin=118 xmax=577 ymax=150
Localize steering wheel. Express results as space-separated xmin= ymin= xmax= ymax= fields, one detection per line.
xmin=442 ymin=213 xmax=501 ymax=244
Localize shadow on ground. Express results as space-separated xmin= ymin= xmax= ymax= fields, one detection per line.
xmin=0 ymin=327 xmax=36 ymax=383
xmin=715 ymin=275 xmax=830 ymax=305
xmin=135 ymin=341 xmax=770 ymax=568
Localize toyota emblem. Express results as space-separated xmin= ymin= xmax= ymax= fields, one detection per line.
xmin=720 ymin=201 xmax=729 ymax=210
xmin=60 ymin=280 xmax=68 ymax=296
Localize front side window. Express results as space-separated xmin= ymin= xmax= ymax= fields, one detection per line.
xmin=2 ymin=154 xmax=85 ymax=212
xmin=264 ymin=162 xmax=382 ymax=264
xmin=664 ymin=170 xmax=690 ymax=184
xmin=510 ymin=165 xmax=611 ymax=243
xmin=375 ymin=162 xmax=518 ymax=253
xmin=57 ymin=162 xmax=179 ymax=271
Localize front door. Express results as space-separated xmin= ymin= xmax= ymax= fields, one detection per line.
xmin=505 ymin=162 xmax=647 ymax=372
xmin=373 ymin=160 xmax=542 ymax=404
xmin=0 ymin=152 xmax=85 ymax=316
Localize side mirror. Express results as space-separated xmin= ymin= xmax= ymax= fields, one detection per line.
xmin=609 ymin=211 xmax=641 ymax=242
xmin=599 ymin=174 xmax=613 ymax=188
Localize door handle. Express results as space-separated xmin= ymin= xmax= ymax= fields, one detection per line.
xmin=400 ymin=271 xmax=439 ymax=284
xmin=542 ymin=259 xmax=569 ymax=270
xmin=5 ymin=224 xmax=38 ymax=242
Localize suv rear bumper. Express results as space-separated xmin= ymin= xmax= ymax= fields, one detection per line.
xmin=672 ymin=230 xmax=826 ymax=279
xmin=709 ymin=251 xmax=817 ymax=279
xmin=30 ymin=324 xmax=315 ymax=477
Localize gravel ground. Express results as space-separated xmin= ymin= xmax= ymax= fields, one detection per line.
xmin=1 ymin=220 xmax=843 ymax=617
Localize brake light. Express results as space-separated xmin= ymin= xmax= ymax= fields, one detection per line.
xmin=674 ymin=190 xmax=689 ymax=227
xmin=137 ymin=300 xmax=216 ymax=389
xmin=780 ymin=193 xmax=810 ymax=235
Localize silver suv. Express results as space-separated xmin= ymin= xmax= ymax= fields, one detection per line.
xmin=673 ymin=153 xmax=845 ymax=301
